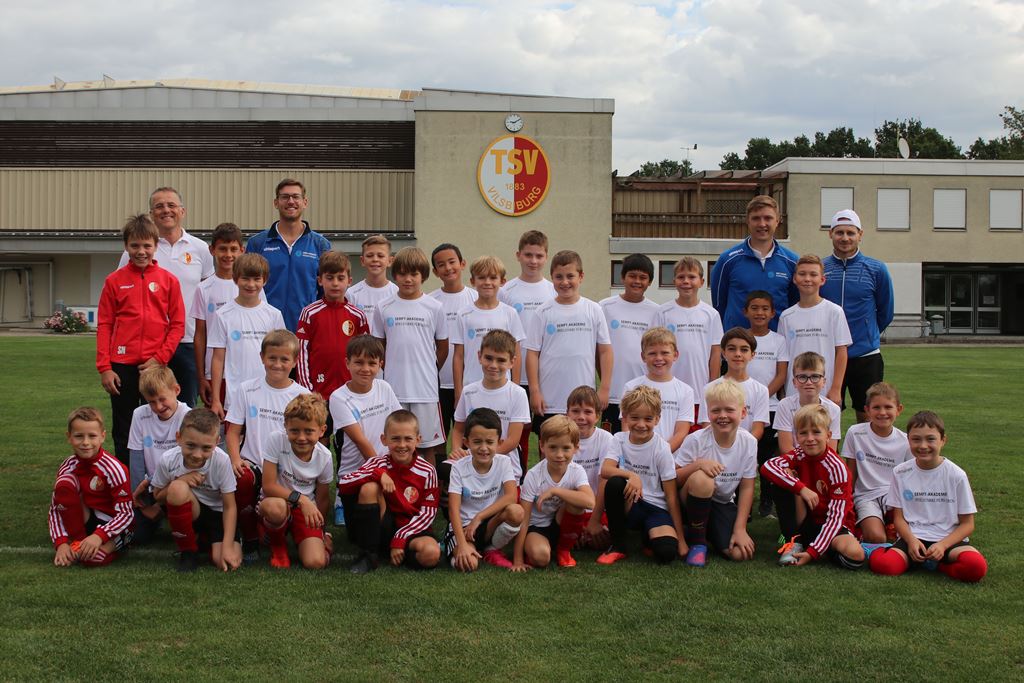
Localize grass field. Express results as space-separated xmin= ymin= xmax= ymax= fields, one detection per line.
xmin=2 ymin=336 xmax=1022 ymax=681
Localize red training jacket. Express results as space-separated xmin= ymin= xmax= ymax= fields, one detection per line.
xmin=48 ymin=449 xmax=134 ymax=548
xmin=295 ymin=297 xmax=369 ymax=399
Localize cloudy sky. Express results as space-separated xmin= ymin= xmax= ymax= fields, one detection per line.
xmin=3 ymin=0 xmax=1022 ymax=173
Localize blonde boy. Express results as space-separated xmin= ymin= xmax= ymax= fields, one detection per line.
xmin=347 ymin=234 xmax=398 ymax=319
xmin=777 ymin=254 xmax=851 ymax=405
xmin=622 ymin=327 xmax=694 ymax=453
xmin=773 ymin=351 xmax=841 ymax=454
xmin=430 ymin=243 xmax=478 ymax=435
xmin=697 ymin=328 xmax=770 ymax=439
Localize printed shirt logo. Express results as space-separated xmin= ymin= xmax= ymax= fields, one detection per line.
xmin=514 ymin=302 xmax=524 ymax=313
xmin=184 ymin=252 xmax=193 ymax=264
xmin=404 ymin=486 xmax=420 ymax=504
xmin=148 ymin=282 xmax=160 ymax=293
xmin=351 ymin=407 xmax=362 ymax=420
xmin=666 ymin=324 xmax=677 ymax=332
xmin=230 ymin=330 xmax=242 ymax=341
xmin=207 ymin=302 xmax=216 ymax=313
xmin=117 ymin=345 xmax=127 ymax=355
xmin=386 ymin=317 xmax=396 ymax=328
xmin=903 ymin=488 xmax=915 ymax=501
xmin=610 ymin=319 xmax=620 ymax=329
xmin=143 ymin=436 xmax=154 ymax=448
xmin=467 ymin=328 xmax=477 ymax=339
xmin=546 ymin=323 xmax=557 ymax=334
xmin=342 ymin=320 xmax=355 ymax=336
xmin=856 ymin=450 xmax=866 ymax=462
xmin=89 ymin=475 xmax=105 ymax=492
xmin=249 ymin=406 xmax=259 ymax=418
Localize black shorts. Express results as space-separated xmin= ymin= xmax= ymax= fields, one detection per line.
xmin=707 ymin=501 xmax=738 ymax=552
xmin=193 ymin=502 xmax=226 ymax=546
xmin=379 ymin=511 xmax=436 ymax=563
xmin=893 ymin=537 xmax=971 ymax=566
xmin=85 ymin=511 xmax=133 ymax=551
xmin=798 ymin=518 xmax=856 ymax=567
xmin=531 ymin=412 xmax=561 ymax=436
xmin=438 ymin=387 xmax=456 ymax=436
xmin=625 ymin=499 xmax=674 ymax=534
xmin=756 ymin=414 xmax=778 ymax=467
xmin=442 ymin=515 xmax=494 ymax=556
xmin=601 ymin=404 xmax=622 ymax=435
xmin=527 ymin=522 xmax=561 ymax=548
xmin=842 ymin=354 xmax=885 ymax=412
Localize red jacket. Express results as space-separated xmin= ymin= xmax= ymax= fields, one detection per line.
xmin=48 ymin=449 xmax=134 ymax=547
xmin=295 ymin=297 xmax=369 ymax=399
xmin=96 ymin=261 xmax=185 ymax=373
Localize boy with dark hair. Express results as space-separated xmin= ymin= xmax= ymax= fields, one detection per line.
xmin=348 ymin=234 xmax=397 ymax=319
xmin=429 ymin=243 xmax=478 ymax=436
xmin=697 ymin=328 xmax=770 ymax=440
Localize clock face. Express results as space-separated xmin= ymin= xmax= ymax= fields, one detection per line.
xmin=504 ymin=113 xmax=523 ymax=132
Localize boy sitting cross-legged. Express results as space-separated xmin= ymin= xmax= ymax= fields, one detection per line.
xmin=339 ymin=410 xmax=442 ymax=574
xmin=444 ymin=408 xmax=524 ymax=571
xmin=258 ymin=393 xmax=334 ymax=570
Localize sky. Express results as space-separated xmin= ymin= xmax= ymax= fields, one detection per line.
xmin=2 ymin=0 xmax=1022 ymax=173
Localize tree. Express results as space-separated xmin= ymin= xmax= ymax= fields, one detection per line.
xmin=637 ymin=158 xmax=694 ymax=177
xmin=719 ymin=127 xmax=874 ymax=169
xmin=968 ymin=106 xmax=1024 ymax=160
xmin=874 ymin=118 xmax=963 ymax=159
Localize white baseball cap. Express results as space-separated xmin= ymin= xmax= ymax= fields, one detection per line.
xmin=830 ymin=209 xmax=862 ymax=230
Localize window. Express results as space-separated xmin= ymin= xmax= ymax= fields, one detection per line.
xmin=990 ymin=189 xmax=1023 ymax=230
xmin=610 ymin=260 xmax=623 ymax=287
xmin=820 ymin=188 xmax=854 ymax=228
xmin=659 ymin=260 xmax=677 ymax=288
xmin=933 ymin=189 xmax=966 ymax=230
xmin=877 ymin=188 xmax=910 ymax=230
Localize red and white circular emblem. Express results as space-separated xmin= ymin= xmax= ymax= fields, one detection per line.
xmin=477 ymin=134 xmax=551 ymax=216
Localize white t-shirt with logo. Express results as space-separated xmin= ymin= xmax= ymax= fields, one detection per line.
xmin=888 ymin=458 xmax=977 ymax=542
xmin=698 ymin=376 xmax=770 ymax=433
xmin=749 ymin=330 xmax=786 ymax=410
xmin=207 ymin=300 xmax=286 ymax=403
xmin=604 ymin=433 xmax=676 ymax=511
xmin=842 ymin=423 xmax=912 ymax=502
xmin=674 ymin=427 xmax=758 ymax=504
xmin=524 ymin=297 xmax=611 ymax=414
xmin=651 ymin=300 xmax=724 ymax=397
xmin=574 ymin=428 xmax=615 ymax=495
xmin=191 ymin=276 xmax=237 ymax=380
xmin=599 ymin=295 xmax=660 ymax=405
xmin=772 ymin=395 xmax=842 ymax=440
xmin=520 ymin=460 xmax=591 ymax=527
xmin=453 ymin=380 xmax=530 ymax=480
xmin=622 ymin=375 xmax=696 ymax=444
xmin=429 ymin=287 xmax=478 ymax=389
xmin=371 ymin=294 xmax=448 ymax=402
xmin=498 ymin=277 xmax=555 ymax=384
xmin=151 ymin=445 xmax=235 ymax=511
xmin=225 ymin=378 xmax=310 ymax=467
xmin=262 ymin=430 xmax=333 ymax=498
xmin=448 ymin=454 xmax=516 ymax=528
xmin=452 ymin=302 xmax=526 ymax=387
xmin=329 ymin=379 xmax=402 ymax=476
xmin=347 ymin=280 xmax=399 ymax=321
xmin=778 ymin=299 xmax=852 ymax=397
xmin=128 ymin=401 xmax=191 ymax=480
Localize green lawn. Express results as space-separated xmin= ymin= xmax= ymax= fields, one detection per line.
xmin=2 ymin=337 xmax=1022 ymax=681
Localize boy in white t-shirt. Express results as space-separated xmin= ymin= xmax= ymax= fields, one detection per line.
xmin=449 ymin=330 xmax=530 ymax=481
xmin=150 ymin=409 xmax=241 ymax=573
xmin=842 ymin=381 xmax=910 ymax=544
xmin=697 ymin=328 xmax=770 ymax=439
xmin=128 ymin=366 xmax=190 ymax=544
xmin=208 ymin=253 xmax=286 ymax=419
xmin=675 ymin=380 xmax=757 ymax=566
xmin=868 ymin=411 xmax=987 ymax=583
xmin=371 ymin=246 xmax=449 ymax=466
xmin=224 ymin=329 xmax=309 ymax=562
xmin=566 ymin=386 xmax=614 ymax=552
xmin=599 ymin=253 xmax=659 ymax=434
xmin=652 ymin=256 xmax=723 ymax=418
xmin=777 ymin=254 xmax=851 ymax=405
xmin=512 ymin=415 xmax=594 ymax=571
xmin=445 ymin=408 xmax=523 ymax=571
xmin=622 ymin=327 xmax=694 ymax=454
xmin=347 ymin=234 xmax=398 ymax=320
xmin=258 ymin=394 xmax=334 ymax=570
xmin=773 ymin=351 xmax=841 ymax=454
xmin=329 ymin=335 xmax=401 ymax=527
xmin=525 ymin=250 xmax=613 ymax=423
xmin=453 ymin=256 xmax=525 ymax=402
xmin=598 ymin=386 xmax=686 ymax=566
xmin=499 ymin=230 xmax=555 ymax=462
xmin=429 ymin=243 xmax=478 ymax=437
xmin=743 ymin=290 xmax=787 ymax=518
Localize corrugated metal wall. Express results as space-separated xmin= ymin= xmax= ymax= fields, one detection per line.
xmin=0 ymin=168 xmax=414 ymax=232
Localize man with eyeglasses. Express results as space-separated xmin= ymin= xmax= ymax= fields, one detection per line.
xmin=245 ymin=179 xmax=332 ymax=332
xmin=117 ymin=187 xmax=214 ymax=406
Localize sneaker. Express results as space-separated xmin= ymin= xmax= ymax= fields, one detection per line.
xmin=556 ymin=549 xmax=577 ymax=568
xmin=269 ymin=546 xmax=291 ymax=569
xmin=482 ymin=549 xmax=513 ymax=569
xmin=350 ymin=552 xmax=379 ymax=575
xmin=758 ymin=499 xmax=776 ymax=519
xmin=686 ymin=544 xmax=708 ymax=567
xmin=596 ymin=547 xmax=628 ymax=565
xmin=177 ymin=551 xmax=199 ymax=573
xmin=242 ymin=540 xmax=260 ymax=565
xmin=334 ymin=501 xmax=346 ymax=527
xmin=777 ymin=537 xmax=804 ymax=566
xmin=860 ymin=542 xmax=891 ymax=560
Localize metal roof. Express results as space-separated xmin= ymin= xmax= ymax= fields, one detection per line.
xmin=0 ymin=77 xmax=418 ymax=100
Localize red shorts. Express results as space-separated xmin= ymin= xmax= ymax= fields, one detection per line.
xmin=288 ymin=509 xmax=325 ymax=543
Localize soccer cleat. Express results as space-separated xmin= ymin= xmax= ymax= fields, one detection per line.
xmin=860 ymin=542 xmax=891 ymax=560
xmin=177 ymin=551 xmax=199 ymax=573
xmin=350 ymin=552 xmax=379 ymax=575
xmin=596 ymin=547 xmax=628 ymax=565
xmin=758 ymin=499 xmax=776 ymax=519
xmin=242 ymin=540 xmax=260 ymax=565
xmin=482 ymin=549 xmax=513 ymax=569
xmin=556 ymin=549 xmax=577 ymax=568
xmin=269 ymin=546 xmax=291 ymax=569
xmin=777 ymin=537 xmax=804 ymax=566
xmin=686 ymin=544 xmax=708 ymax=567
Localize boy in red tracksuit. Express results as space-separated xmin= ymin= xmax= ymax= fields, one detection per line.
xmin=338 ymin=409 xmax=441 ymax=574
xmin=97 ymin=214 xmax=185 ymax=465
xmin=761 ymin=403 xmax=865 ymax=569
xmin=50 ymin=407 xmax=135 ymax=567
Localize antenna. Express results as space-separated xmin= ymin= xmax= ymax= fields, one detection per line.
xmin=898 ymin=137 xmax=911 ymax=159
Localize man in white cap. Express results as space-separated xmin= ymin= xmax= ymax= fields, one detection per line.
xmin=821 ymin=209 xmax=894 ymax=423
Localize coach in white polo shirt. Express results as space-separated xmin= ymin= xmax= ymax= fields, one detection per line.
xmin=118 ymin=187 xmax=214 ymax=406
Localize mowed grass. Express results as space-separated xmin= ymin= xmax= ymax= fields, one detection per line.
xmin=1 ymin=337 xmax=1022 ymax=682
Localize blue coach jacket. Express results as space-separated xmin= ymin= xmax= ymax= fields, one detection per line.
xmin=710 ymin=238 xmax=799 ymax=331
xmin=821 ymin=251 xmax=894 ymax=357
xmin=245 ymin=221 xmax=331 ymax=332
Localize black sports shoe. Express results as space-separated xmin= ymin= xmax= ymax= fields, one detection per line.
xmin=177 ymin=551 xmax=199 ymax=573
xmin=242 ymin=540 xmax=260 ymax=565
xmin=758 ymin=498 xmax=776 ymax=519
xmin=350 ymin=552 xmax=379 ymax=575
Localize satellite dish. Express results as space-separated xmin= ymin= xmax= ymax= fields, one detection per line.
xmin=898 ymin=137 xmax=911 ymax=159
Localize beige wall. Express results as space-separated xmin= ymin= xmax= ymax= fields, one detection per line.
xmin=786 ymin=173 xmax=1024 ymax=262
xmin=414 ymin=111 xmax=613 ymax=300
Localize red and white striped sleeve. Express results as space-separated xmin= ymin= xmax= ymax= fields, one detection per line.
xmin=93 ymin=453 xmax=134 ymax=542
xmin=48 ymin=457 xmax=77 ymax=547
xmin=760 ymin=450 xmax=805 ymax=493
xmin=806 ymin=453 xmax=853 ymax=559
xmin=346 ymin=303 xmax=370 ymax=337
xmin=391 ymin=461 xmax=439 ymax=550
xmin=338 ymin=454 xmax=387 ymax=495
xmin=295 ymin=303 xmax=317 ymax=391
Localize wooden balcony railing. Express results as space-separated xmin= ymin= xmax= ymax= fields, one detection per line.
xmin=612 ymin=213 xmax=788 ymax=240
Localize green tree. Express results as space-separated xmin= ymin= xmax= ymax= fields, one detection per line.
xmin=968 ymin=106 xmax=1024 ymax=160
xmin=718 ymin=127 xmax=874 ymax=169
xmin=637 ymin=158 xmax=694 ymax=177
xmin=874 ymin=118 xmax=963 ymax=159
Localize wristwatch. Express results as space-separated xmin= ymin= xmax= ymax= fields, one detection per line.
xmin=288 ymin=491 xmax=301 ymax=508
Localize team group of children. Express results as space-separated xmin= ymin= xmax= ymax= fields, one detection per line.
xmin=48 ymin=214 xmax=987 ymax=583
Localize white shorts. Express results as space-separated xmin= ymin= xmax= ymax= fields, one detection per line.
xmin=854 ymin=494 xmax=889 ymax=524
xmin=401 ymin=401 xmax=446 ymax=448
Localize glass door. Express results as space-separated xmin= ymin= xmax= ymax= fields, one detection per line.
xmin=948 ymin=274 xmax=973 ymax=333
xmin=976 ymin=273 xmax=1001 ymax=333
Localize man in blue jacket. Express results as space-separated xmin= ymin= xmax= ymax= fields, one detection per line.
xmin=710 ymin=195 xmax=798 ymax=331
xmin=246 ymin=179 xmax=331 ymax=331
xmin=821 ymin=209 xmax=894 ymax=423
